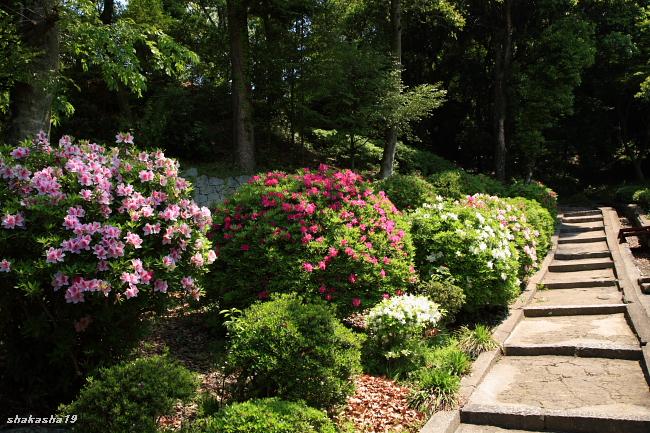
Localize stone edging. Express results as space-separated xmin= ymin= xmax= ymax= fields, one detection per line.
xmin=419 ymin=213 xmax=562 ymax=433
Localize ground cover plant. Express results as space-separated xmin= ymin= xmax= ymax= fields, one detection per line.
xmin=208 ymin=165 xmax=417 ymax=314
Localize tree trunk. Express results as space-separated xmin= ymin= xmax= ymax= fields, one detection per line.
xmin=6 ymin=0 xmax=59 ymax=144
xmin=100 ymin=0 xmax=115 ymax=25
xmin=493 ymin=0 xmax=512 ymax=182
xmin=227 ymin=0 xmax=255 ymax=172
xmin=380 ymin=0 xmax=402 ymax=179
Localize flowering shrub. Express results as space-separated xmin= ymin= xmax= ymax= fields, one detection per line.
xmin=224 ymin=294 xmax=363 ymax=409
xmin=0 ymin=132 xmax=212 ymax=403
xmin=458 ymin=194 xmax=548 ymax=281
xmin=208 ymin=165 xmax=416 ymax=313
xmin=409 ymin=198 xmax=520 ymax=310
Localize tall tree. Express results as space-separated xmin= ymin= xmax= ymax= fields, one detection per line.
xmin=493 ymin=0 xmax=512 ymax=182
xmin=5 ymin=0 xmax=59 ymax=143
xmin=379 ymin=0 xmax=401 ymax=179
xmin=227 ymin=0 xmax=256 ymax=172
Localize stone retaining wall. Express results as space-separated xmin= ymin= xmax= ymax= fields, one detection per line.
xmin=182 ymin=168 xmax=250 ymax=207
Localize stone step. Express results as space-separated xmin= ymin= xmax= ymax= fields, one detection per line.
xmin=541 ymin=268 xmax=617 ymax=289
xmin=557 ymin=232 xmax=607 ymax=244
xmin=503 ymin=342 xmax=642 ymax=360
xmin=548 ymin=258 xmax=614 ymax=272
xmin=463 ymin=356 xmax=650 ymax=433
xmin=554 ymin=250 xmax=611 ymax=260
xmin=562 ymin=215 xmax=604 ymax=224
xmin=531 ymin=286 xmax=622 ymax=307
xmin=505 ymin=313 xmax=639 ymax=349
xmin=455 ymin=425 xmax=564 ymax=433
xmin=560 ymin=222 xmax=605 ymax=233
xmin=523 ymin=303 xmax=627 ymax=317
xmin=562 ymin=209 xmax=602 ymax=217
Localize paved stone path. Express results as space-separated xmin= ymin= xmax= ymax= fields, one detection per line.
xmin=454 ymin=209 xmax=650 ymax=433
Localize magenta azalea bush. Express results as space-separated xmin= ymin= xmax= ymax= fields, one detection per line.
xmin=0 ymin=132 xmax=212 ymax=403
xmin=208 ymin=165 xmax=417 ymax=314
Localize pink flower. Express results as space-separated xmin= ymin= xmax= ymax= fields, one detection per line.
xmin=257 ymin=290 xmax=269 ymax=300
xmin=191 ymin=253 xmax=205 ymax=267
xmin=240 ymin=244 xmax=250 ymax=251
xmin=303 ymin=262 xmax=314 ymax=272
xmin=74 ymin=316 xmax=92 ymax=333
xmin=143 ymin=223 xmax=161 ymax=236
xmin=154 ymin=279 xmax=168 ymax=293
xmin=318 ymin=285 xmax=327 ymax=294
xmin=65 ymin=286 xmax=84 ymax=304
xmin=2 ymin=213 xmax=25 ymax=229
xmin=207 ymin=250 xmax=217 ymax=264
xmin=45 ymin=247 xmax=65 ymax=264
xmin=139 ymin=170 xmax=154 ymax=182
xmin=162 ymin=255 xmax=176 ymax=268
xmin=0 ymin=259 xmax=11 ymax=272
xmin=382 ymin=293 xmax=390 ymax=299
xmin=125 ymin=232 xmax=143 ymax=249
xmin=10 ymin=147 xmax=30 ymax=159
xmin=181 ymin=276 xmax=195 ymax=290
xmin=120 ymin=272 xmax=140 ymax=285
xmin=124 ymin=285 xmax=139 ymax=299
xmin=115 ymin=132 xmax=134 ymax=144
xmin=51 ymin=271 xmax=69 ymax=290
xmin=351 ymin=298 xmax=362 ymax=308
xmin=348 ymin=273 xmax=357 ymax=283
xmin=379 ymin=269 xmax=386 ymax=278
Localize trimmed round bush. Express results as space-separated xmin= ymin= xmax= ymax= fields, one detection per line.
xmin=428 ymin=170 xmax=506 ymax=198
xmin=59 ymin=355 xmax=198 ymax=433
xmin=193 ymin=398 xmax=337 ymax=433
xmin=224 ymin=293 xmax=363 ymax=409
xmin=395 ymin=144 xmax=457 ymax=176
xmin=208 ymin=165 xmax=417 ymax=314
xmin=507 ymin=179 xmax=558 ymax=217
xmin=633 ymin=188 xmax=650 ymax=210
xmin=374 ymin=174 xmax=437 ymax=210
xmin=0 ymin=133 xmax=212 ymax=405
xmin=409 ymin=199 xmax=520 ymax=310
xmin=416 ymin=276 xmax=466 ymax=322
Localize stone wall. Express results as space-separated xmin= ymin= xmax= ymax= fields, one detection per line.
xmin=182 ymin=168 xmax=250 ymax=207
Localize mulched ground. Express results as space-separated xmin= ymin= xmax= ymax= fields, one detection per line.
xmin=137 ymin=307 xmax=426 ymax=432
xmin=339 ymin=375 xmax=424 ymax=433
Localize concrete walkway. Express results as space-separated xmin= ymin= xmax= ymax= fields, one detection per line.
xmin=454 ymin=209 xmax=650 ymax=433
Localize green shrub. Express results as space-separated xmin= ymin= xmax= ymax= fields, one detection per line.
xmin=409 ymin=200 xmax=520 ymax=311
xmin=416 ymin=275 xmax=466 ymax=323
xmin=633 ymin=188 xmax=650 ymax=210
xmin=374 ymin=174 xmax=438 ymax=210
xmin=208 ymin=166 xmax=417 ymax=315
xmin=615 ymin=184 xmax=648 ymax=203
xmin=59 ymin=355 xmax=198 ymax=433
xmin=224 ymin=294 xmax=363 ymax=409
xmin=504 ymin=196 xmax=555 ymax=261
xmin=190 ymin=398 xmax=337 ymax=433
xmin=457 ymin=325 xmax=499 ymax=358
xmin=428 ymin=170 xmax=506 ymax=198
xmin=507 ymin=179 xmax=558 ymax=217
xmin=423 ymin=343 xmax=471 ymax=376
xmin=395 ymin=144 xmax=457 ymax=176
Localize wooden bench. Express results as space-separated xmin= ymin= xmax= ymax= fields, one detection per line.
xmin=618 ymin=226 xmax=650 ymax=242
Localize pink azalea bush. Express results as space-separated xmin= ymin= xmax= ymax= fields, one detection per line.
xmin=208 ymin=165 xmax=417 ymax=314
xmin=0 ymin=132 xmax=212 ymax=402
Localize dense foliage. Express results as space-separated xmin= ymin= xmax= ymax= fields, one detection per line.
xmin=375 ymin=174 xmax=438 ymax=211
xmin=192 ymin=398 xmax=337 ymax=433
xmin=208 ymin=165 xmax=416 ymax=313
xmin=0 ymin=132 xmax=212 ymax=406
xmin=60 ymin=355 xmax=198 ymax=433
xmin=224 ymin=294 xmax=363 ymax=409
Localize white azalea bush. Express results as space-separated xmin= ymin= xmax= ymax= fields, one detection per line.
xmin=367 ymin=294 xmax=443 ymax=339
xmin=409 ymin=197 xmax=520 ymax=311
xmin=365 ymin=294 xmax=444 ymax=374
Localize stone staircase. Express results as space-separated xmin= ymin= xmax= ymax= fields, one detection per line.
xmin=450 ymin=208 xmax=650 ymax=433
